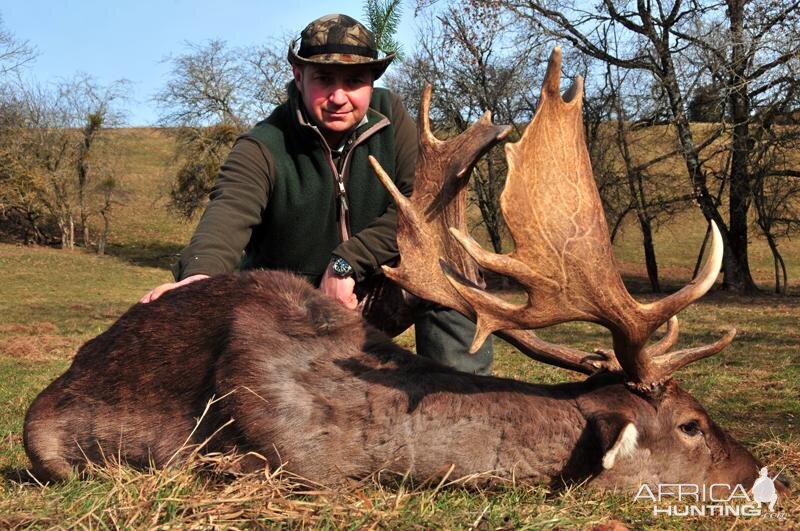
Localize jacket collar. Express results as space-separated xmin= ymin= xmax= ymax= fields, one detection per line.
xmin=287 ymin=83 xmax=390 ymax=148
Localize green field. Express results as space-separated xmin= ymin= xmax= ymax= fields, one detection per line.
xmin=0 ymin=128 xmax=798 ymax=528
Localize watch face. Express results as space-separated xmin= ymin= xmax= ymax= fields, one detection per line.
xmin=332 ymin=257 xmax=353 ymax=277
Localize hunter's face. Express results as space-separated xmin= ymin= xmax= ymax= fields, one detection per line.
xmin=293 ymin=64 xmax=374 ymax=145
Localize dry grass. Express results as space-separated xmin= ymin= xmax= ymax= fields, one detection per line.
xmin=0 ymin=322 xmax=79 ymax=362
xmin=2 ymin=443 xmax=797 ymax=529
xmin=0 ymin=334 xmax=76 ymax=363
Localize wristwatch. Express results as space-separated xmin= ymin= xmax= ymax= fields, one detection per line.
xmin=331 ymin=256 xmax=354 ymax=277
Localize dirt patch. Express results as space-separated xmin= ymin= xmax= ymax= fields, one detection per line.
xmin=0 ymin=333 xmax=77 ymax=362
xmin=0 ymin=322 xmax=58 ymax=335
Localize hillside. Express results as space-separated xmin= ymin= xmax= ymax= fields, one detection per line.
xmin=71 ymin=126 xmax=800 ymax=293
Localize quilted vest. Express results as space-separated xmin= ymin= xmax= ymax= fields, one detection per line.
xmin=240 ymin=86 xmax=398 ymax=282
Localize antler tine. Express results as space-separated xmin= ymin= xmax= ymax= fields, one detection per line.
xmin=642 ymin=221 xmax=725 ymax=321
xmin=653 ymin=328 xmax=737 ymax=376
xmin=443 ymin=47 xmax=735 ymax=387
xmin=419 ymin=84 xmax=440 ymax=148
xmin=501 ymin=329 xmax=621 ymax=374
xmin=369 ymin=82 xmax=512 ymax=316
xmin=644 ymin=316 xmax=679 ymax=358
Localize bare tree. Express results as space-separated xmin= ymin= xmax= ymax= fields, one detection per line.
xmin=0 ymin=76 xmax=128 ymax=249
xmin=155 ymin=40 xmax=247 ymax=128
xmin=476 ymin=0 xmax=800 ymax=292
xmin=14 ymin=82 xmax=79 ymax=248
xmin=155 ymin=39 xmax=291 ymax=218
xmin=94 ymin=167 xmax=129 ymax=256
xmin=749 ymin=113 xmax=800 ymax=293
xmin=0 ymin=15 xmax=41 ymax=242
xmin=0 ymin=95 xmax=43 ymax=242
xmin=241 ymin=42 xmax=292 ymax=119
xmin=155 ymin=39 xmax=292 ymax=129
xmin=386 ymin=5 xmax=544 ymax=252
xmin=0 ymin=14 xmax=36 ymax=80
xmin=62 ymin=75 xmax=129 ymax=247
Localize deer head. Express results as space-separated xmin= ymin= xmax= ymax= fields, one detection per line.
xmin=370 ymin=47 xmax=736 ymax=391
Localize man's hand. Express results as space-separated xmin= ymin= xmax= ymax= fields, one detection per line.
xmin=319 ymin=263 xmax=357 ymax=309
xmin=139 ymin=274 xmax=210 ymax=304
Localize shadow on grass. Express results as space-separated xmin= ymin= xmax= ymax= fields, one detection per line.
xmin=2 ymin=466 xmax=36 ymax=485
xmin=103 ymin=242 xmax=183 ymax=270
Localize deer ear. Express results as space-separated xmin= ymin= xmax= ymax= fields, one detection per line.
xmin=591 ymin=413 xmax=639 ymax=470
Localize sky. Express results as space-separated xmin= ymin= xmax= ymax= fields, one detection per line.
xmin=2 ymin=1 xmax=419 ymax=126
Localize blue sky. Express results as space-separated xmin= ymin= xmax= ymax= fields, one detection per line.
xmin=2 ymin=1 xmax=418 ymax=126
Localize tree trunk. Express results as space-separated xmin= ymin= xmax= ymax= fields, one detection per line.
xmin=693 ymin=225 xmax=712 ymax=279
xmin=639 ymin=216 xmax=660 ymax=292
xmin=764 ymin=232 xmax=786 ymax=295
xmin=608 ymin=206 xmax=632 ymax=243
xmin=725 ymin=0 xmax=759 ymax=293
xmin=657 ymin=56 xmax=754 ymax=291
xmin=78 ymin=150 xmax=89 ymax=247
xmin=609 ymin=69 xmax=661 ymax=293
xmin=98 ymin=213 xmax=109 ymax=256
xmin=78 ymin=113 xmax=103 ymax=248
xmin=60 ymin=214 xmax=75 ymax=250
xmin=473 ymin=154 xmax=505 ymax=254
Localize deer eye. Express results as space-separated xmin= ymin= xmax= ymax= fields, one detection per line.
xmin=679 ymin=420 xmax=702 ymax=437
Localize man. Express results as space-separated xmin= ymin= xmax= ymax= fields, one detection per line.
xmin=141 ymin=14 xmax=492 ymax=374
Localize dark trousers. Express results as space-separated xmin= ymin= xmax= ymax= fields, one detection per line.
xmin=355 ymin=276 xmax=493 ymax=375
xmin=413 ymin=306 xmax=493 ymax=375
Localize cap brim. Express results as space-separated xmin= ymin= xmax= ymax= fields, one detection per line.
xmin=287 ymin=44 xmax=395 ymax=80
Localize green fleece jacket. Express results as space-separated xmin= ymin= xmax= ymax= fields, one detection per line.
xmin=174 ymin=85 xmax=417 ymax=284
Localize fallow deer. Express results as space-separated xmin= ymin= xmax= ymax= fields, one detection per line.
xmin=24 ymin=49 xmax=784 ymax=497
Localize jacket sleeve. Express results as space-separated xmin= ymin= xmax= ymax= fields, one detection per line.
xmin=174 ymin=137 xmax=273 ymax=280
xmin=332 ymin=91 xmax=418 ymax=282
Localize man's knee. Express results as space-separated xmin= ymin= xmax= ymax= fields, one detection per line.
xmin=413 ymin=306 xmax=493 ymax=375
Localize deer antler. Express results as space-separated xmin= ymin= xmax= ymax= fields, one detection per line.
xmin=371 ymin=48 xmax=736 ymax=386
xmin=370 ymin=84 xmax=618 ymax=375
xmin=440 ymin=48 xmax=736 ymax=388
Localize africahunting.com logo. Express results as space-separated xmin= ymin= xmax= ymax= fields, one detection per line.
xmin=634 ymin=467 xmax=786 ymax=519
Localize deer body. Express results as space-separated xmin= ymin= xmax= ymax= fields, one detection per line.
xmin=25 ymin=271 xmax=759 ymax=491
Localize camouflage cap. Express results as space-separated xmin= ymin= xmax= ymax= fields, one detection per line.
xmin=287 ymin=14 xmax=396 ymax=80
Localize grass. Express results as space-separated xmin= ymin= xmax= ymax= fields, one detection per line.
xmin=0 ymin=126 xmax=799 ymax=528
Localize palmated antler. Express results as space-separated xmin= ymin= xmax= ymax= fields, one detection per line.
xmin=441 ymin=48 xmax=736 ymax=388
xmin=370 ymin=84 xmax=617 ymax=374
xmin=372 ymin=48 xmax=737 ymax=387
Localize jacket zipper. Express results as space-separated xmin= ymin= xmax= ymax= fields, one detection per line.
xmin=335 ymin=170 xmax=349 ymax=242
xmin=308 ymin=115 xmax=391 ymax=244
